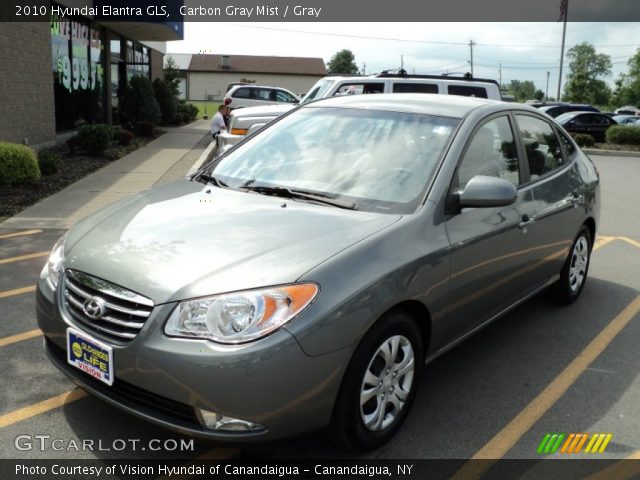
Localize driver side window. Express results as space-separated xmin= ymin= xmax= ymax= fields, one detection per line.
xmin=457 ymin=116 xmax=520 ymax=190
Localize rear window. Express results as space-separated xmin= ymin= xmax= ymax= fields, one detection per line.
xmin=447 ymin=85 xmax=488 ymax=98
xmin=393 ymin=83 xmax=439 ymax=94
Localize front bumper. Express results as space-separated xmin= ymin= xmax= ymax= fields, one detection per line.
xmin=36 ymin=274 xmax=351 ymax=442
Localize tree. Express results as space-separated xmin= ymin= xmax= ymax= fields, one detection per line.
xmin=611 ymin=48 xmax=640 ymax=107
xmin=563 ymin=42 xmax=612 ymax=105
xmin=120 ymin=76 xmax=161 ymax=127
xmin=327 ymin=49 xmax=358 ymax=75
xmin=506 ymin=80 xmax=537 ymax=102
xmin=163 ymin=56 xmax=182 ymax=97
xmin=153 ymin=78 xmax=178 ymax=125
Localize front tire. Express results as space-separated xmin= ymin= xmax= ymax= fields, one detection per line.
xmin=330 ymin=311 xmax=423 ymax=451
xmin=551 ymin=225 xmax=592 ymax=304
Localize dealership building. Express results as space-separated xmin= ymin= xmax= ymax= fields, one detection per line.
xmin=0 ymin=2 xmax=184 ymax=149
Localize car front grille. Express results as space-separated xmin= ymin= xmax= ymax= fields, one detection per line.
xmin=62 ymin=269 xmax=154 ymax=342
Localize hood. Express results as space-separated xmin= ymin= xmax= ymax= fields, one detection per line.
xmin=64 ymin=180 xmax=401 ymax=304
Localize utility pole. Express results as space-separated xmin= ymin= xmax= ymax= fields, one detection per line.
xmin=362 ymin=62 xmax=366 ymax=75
xmin=557 ymin=0 xmax=569 ymax=101
xmin=469 ymin=39 xmax=475 ymax=76
xmin=400 ymin=54 xmax=404 ymax=70
xmin=499 ymin=64 xmax=502 ymax=88
xmin=545 ymin=71 xmax=550 ymax=102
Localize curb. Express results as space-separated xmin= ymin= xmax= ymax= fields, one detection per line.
xmin=583 ymin=149 xmax=640 ymax=158
xmin=187 ymin=137 xmax=217 ymax=176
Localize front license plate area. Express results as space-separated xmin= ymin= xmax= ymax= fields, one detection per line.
xmin=66 ymin=328 xmax=114 ymax=386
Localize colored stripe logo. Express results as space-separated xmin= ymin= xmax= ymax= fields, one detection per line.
xmin=537 ymin=433 xmax=612 ymax=454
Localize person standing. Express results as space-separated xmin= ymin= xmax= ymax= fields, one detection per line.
xmin=211 ymin=105 xmax=229 ymax=141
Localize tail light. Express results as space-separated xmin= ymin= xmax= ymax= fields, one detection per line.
xmin=224 ymin=98 xmax=232 ymax=106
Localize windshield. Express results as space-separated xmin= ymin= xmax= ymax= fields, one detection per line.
xmin=300 ymin=79 xmax=336 ymax=104
xmin=208 ymin=107 xmax=460 ymax=214
xmin=555 ymin=112 xmax=578 ymax=123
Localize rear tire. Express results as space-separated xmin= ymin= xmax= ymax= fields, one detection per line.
xmin=329 ymin=311 xmax=423 ymax=451
xmin=550 ymin=225 xmax=592 ymax=304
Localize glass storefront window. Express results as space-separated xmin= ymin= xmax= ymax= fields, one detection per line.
xmin=50 ymin=13 xmax=105 ymax=131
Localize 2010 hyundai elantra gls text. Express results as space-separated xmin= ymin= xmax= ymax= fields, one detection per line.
xmin=37 ymin=94 xmax=600 ymax=450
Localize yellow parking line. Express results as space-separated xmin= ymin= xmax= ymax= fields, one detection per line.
xmin=451 ymin=294 xmax=640 ymax=480
xmin=0 ymin=252 xmax=49 ymax=265
xmin=0 ymin=229 xmax=43 ymax=240
xmin=593 ymin=236 xmax=616 ymax=251
xmin=0 ymin=285 xmax=36 ymax=299
xmin=0 ymin=389 xmax=87 ymax=428
xmin=582 ymin=450 xmax=640 ymax=480
xmin=0 ymin=329 xmax=42 ymax=348
xmin=618 ymin=236 xmax=640 ymax=250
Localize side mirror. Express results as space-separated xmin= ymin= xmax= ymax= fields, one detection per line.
xmin=459 ymin=175 xmax=517 ymax=208
xmin=247 ymin=123 xmax=266 ymax=136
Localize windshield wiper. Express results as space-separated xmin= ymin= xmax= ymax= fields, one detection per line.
xmin=241 ymin=183 xmax=357 ymax=210
xmin=195 ymin=172 xmax=228 ymax=188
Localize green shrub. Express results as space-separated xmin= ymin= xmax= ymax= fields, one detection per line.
xmin=572 ymin=133 xmax=595 ymax=147
xmin=66 ymin=135 xmax=80 ymax=154
xmin=120 ymin=75 xmax=161 ymax=127
xmin=177 ymin=101 xmax=198 ymax=123
xmin=606 ymin=125 xmax=640 ymax=145
xmin=0 ymin=143 xmax=40 ymax=185
xmin=115 ymin=129 xmax=134 ymax=146
xmin=135 ymin=121 xmax=156 ymax=137
xmin=153 ymin=78 xmax=178 ymax=125
xmin=77 ymin=124 xmax=114 ymax=155
xmin=38 ymin=150 xmax=61 ymax=175
xmin=172 ymin=112 xmax=185 ymax=125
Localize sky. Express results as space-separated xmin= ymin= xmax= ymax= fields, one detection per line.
xmin=167 ymin=22 xmax=640 ymax=96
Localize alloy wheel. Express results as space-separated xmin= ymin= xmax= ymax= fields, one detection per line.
xmin=359 ymin=335 xmax=415 ymax=432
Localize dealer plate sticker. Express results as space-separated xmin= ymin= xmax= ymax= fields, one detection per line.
xmin=66 ymin=328 xmax=113 ymax=386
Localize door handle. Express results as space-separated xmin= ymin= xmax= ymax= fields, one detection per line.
xmin=519 ymin=214 xmax=535 ymax=229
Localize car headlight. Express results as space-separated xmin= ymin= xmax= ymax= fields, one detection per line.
xmin=165 ymin=284 xmax=318 ymax=344
xmin=44 ymin=234 xmax=66 ymax=290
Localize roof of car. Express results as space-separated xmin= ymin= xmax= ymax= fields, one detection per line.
xmin=304 ymin=93 xmax=505 ymax=118
xmin=228 ymin=85 xmax=293 ymax=92
xmin=556 ymin=111 xmax=608 ymax=121
xmin=229 ymin=104 xmax=295 ymax=117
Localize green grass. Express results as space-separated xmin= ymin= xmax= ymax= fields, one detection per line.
xmin=186 ymin=101 xmax=222 ymax=120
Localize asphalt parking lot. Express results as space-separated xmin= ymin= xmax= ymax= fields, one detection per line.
xmin=0 ymin=155 xmax=638 ymax=474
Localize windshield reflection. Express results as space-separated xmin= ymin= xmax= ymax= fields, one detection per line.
xmin=211 ymin=107 xmax=459 ymax=214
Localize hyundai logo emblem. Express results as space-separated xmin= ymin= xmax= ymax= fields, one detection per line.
xmin=82 ymin=296 xmax=106 ymax=320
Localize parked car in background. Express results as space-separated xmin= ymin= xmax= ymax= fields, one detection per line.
xmin=302 ymin=71 xmax=502 ymax=102
xmin=224 ymin=85 xmax=300 ymax=110
xmin=217 ymin=72 xmax=502 ymax=153
xmin=38 ymin=94 xmax=600 ymax=451
xmin=216 ymin=104 xmax=293 ymax=154
xmin=555 ymin=111 xmax=618 ymax=142
xmin=612 ymin=114 xmax=640 ymax=125
xmin=525 ymin=101 xmax=568 ymax=109
xmin=614 ymin=105 xmax=640 ymax=115
xmin=539 ymin=104 xmax=600 ymax=118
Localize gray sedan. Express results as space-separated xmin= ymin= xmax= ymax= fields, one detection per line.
xmin=37 ymin=94 xmax=599 ymax=451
